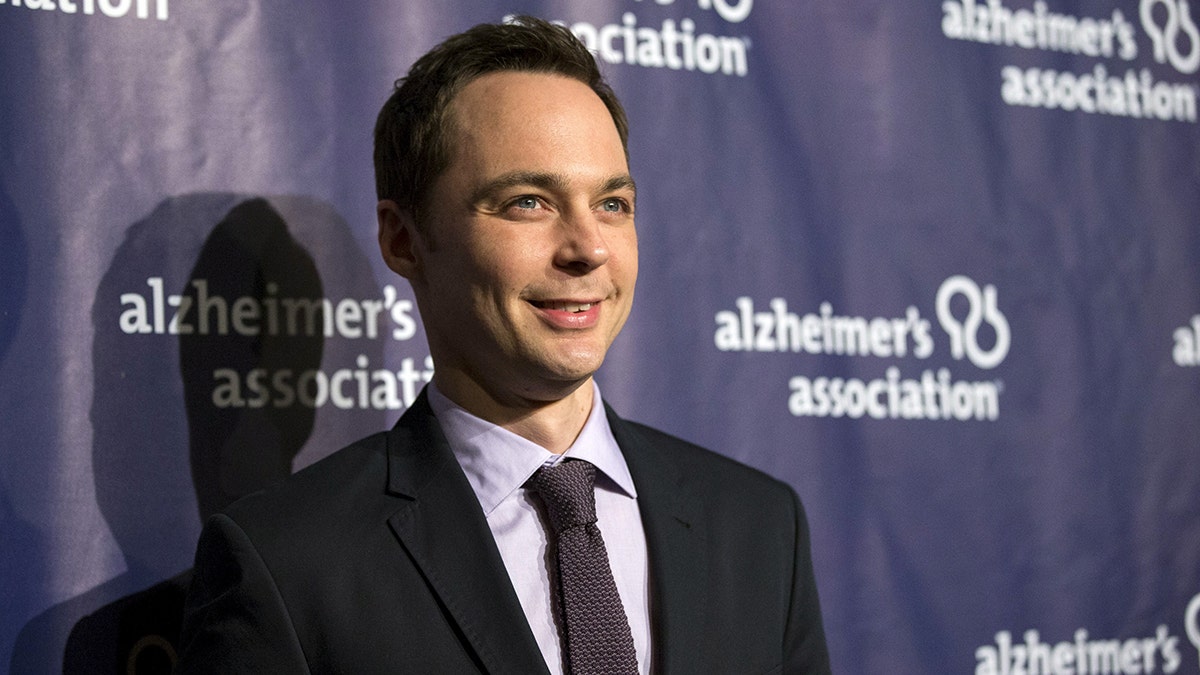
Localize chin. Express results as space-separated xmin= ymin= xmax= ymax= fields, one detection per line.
xmin=537 ymin=355 xmax=606 ymax=385
xmin=544 ymin=364 xmax=602 ymax=385
xmin=527 ymin=339 xmax=607 ymax=371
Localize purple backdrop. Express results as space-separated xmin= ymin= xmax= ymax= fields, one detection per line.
xmin=2 ymin=0 xmax=1199 ymax=672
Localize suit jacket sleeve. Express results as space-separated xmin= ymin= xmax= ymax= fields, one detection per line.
xmin=177 ymin=513 xmax=310 ymax=674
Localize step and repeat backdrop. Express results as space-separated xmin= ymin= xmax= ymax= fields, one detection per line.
xmin=2 ymin=0 xmax=1198 ymax=672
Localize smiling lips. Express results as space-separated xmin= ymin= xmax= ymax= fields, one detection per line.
xmin=540 ymin=301 xmax=594 ymax=312
xmin=530 ymin=299 xmax=603 ymax=328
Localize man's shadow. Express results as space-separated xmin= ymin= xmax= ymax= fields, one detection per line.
xmin=0 ymin=181 xmax=27 ymax=370
xmin=11 ymin=194 xmax=384 ymax=674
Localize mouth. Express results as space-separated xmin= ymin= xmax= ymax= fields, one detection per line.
xmin=531 ymin=300 xmax=597 ymax=313
xmin=528 ymin=297 xmax=605 ymax=329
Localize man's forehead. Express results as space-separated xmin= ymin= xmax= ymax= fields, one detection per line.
xmin=447 ymin=71 xmax=609 ymax=128
xmin=440 ymin=71 xmax=629 ymax=182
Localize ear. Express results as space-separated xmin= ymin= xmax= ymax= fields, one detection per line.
xmin=377 ymin=199 xmax=424 ymax=281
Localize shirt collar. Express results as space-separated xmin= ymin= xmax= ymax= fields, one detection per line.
xmin=427 ymin=380 xmax=638 ymax=517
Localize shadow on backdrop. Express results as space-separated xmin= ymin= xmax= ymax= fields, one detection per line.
xmin=11 ymin=194 xmax=383 ymax=674
xmin=0 ymin=181 xmax=27 ymax=365
xmin=0 ymin=179 xmax=42 ymax=671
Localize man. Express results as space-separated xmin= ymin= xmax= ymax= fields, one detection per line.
xmin=178 ymin=16 xmax=830 ymax=674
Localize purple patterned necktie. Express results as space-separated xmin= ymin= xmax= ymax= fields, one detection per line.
xmin=529 ymin=460 xmax=639 ymax=675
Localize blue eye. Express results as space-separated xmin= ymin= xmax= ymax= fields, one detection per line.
xmin=515 ymin=196 xmax=539 ymax=209
xmin=601 ymin=198 xmax=625 ymax=213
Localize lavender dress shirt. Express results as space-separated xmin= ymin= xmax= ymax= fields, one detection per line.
xmin=427 ymin=381 xmax=653 ymax=675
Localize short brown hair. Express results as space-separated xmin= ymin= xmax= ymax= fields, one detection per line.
xmin=373 ymin=16 xmax=630 ymax=218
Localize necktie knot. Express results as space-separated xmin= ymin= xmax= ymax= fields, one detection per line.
xmin=529 ymin=459 xmax=597 ymax=534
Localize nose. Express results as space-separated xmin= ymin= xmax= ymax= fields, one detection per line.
xmin=554 ymin=211 xmax=611 ymax=275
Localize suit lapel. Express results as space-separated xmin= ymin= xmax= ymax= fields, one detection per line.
xmin=384 ymin=392 xmax=550 ymax=675
xmin=607 ymin=407 xmax=708 ymax=675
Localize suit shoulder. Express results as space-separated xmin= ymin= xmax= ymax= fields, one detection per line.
xmin=617 ymin=417 xmax=798 ymax=500
xmin=219 ymin=430 xmax=391 ymax=534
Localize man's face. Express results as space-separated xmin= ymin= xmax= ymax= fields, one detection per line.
xmin=399 ymin=71 xmax=638 ymax=405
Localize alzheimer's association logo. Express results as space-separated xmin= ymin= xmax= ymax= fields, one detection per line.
xmin=1186 ymin=592 xmax=1200 ymax=670
xmin=935 ymin=276 xmax=1011 ymax=370
xmin=696 ymin=0 xmax=753 ymax=23
xmin=1141 ymin=0 xmax=1200 ymax=74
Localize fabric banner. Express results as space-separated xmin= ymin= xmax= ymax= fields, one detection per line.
xmin=1 ymin=1 xmax=1198 ymax=672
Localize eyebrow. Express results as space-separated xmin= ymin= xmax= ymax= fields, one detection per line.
xmin=468 ymin=171 xmax=637 ymax=206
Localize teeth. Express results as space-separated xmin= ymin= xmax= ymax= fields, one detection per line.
xmin=540 ymin=301 xmax=593 ymax=312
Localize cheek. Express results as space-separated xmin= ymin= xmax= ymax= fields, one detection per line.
xmin=472 ymin=235 xmax=547 ymax=284
xmin=613 ymin=230 xmax=639 ymax=282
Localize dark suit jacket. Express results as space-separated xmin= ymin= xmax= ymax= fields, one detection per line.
xmin=178 ymin=391 xmax=830 ymax=674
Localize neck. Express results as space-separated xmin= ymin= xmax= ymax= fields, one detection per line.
xmin=432 ymin=372 xmax=596 ymax=454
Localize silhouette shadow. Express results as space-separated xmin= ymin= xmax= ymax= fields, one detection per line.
xmin=0 ymin=181 xmax=27 ymax=366
xmin=0 ymin=182 xmax=38 ymax=669
xmin=11 ymin=194 xmax=383 ymax=674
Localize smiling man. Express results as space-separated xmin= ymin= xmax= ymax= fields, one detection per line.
xmin=179 ymin=16 xmax=829 ymax=674
xmin=380 ymin=68 xmax=639 ymax=451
